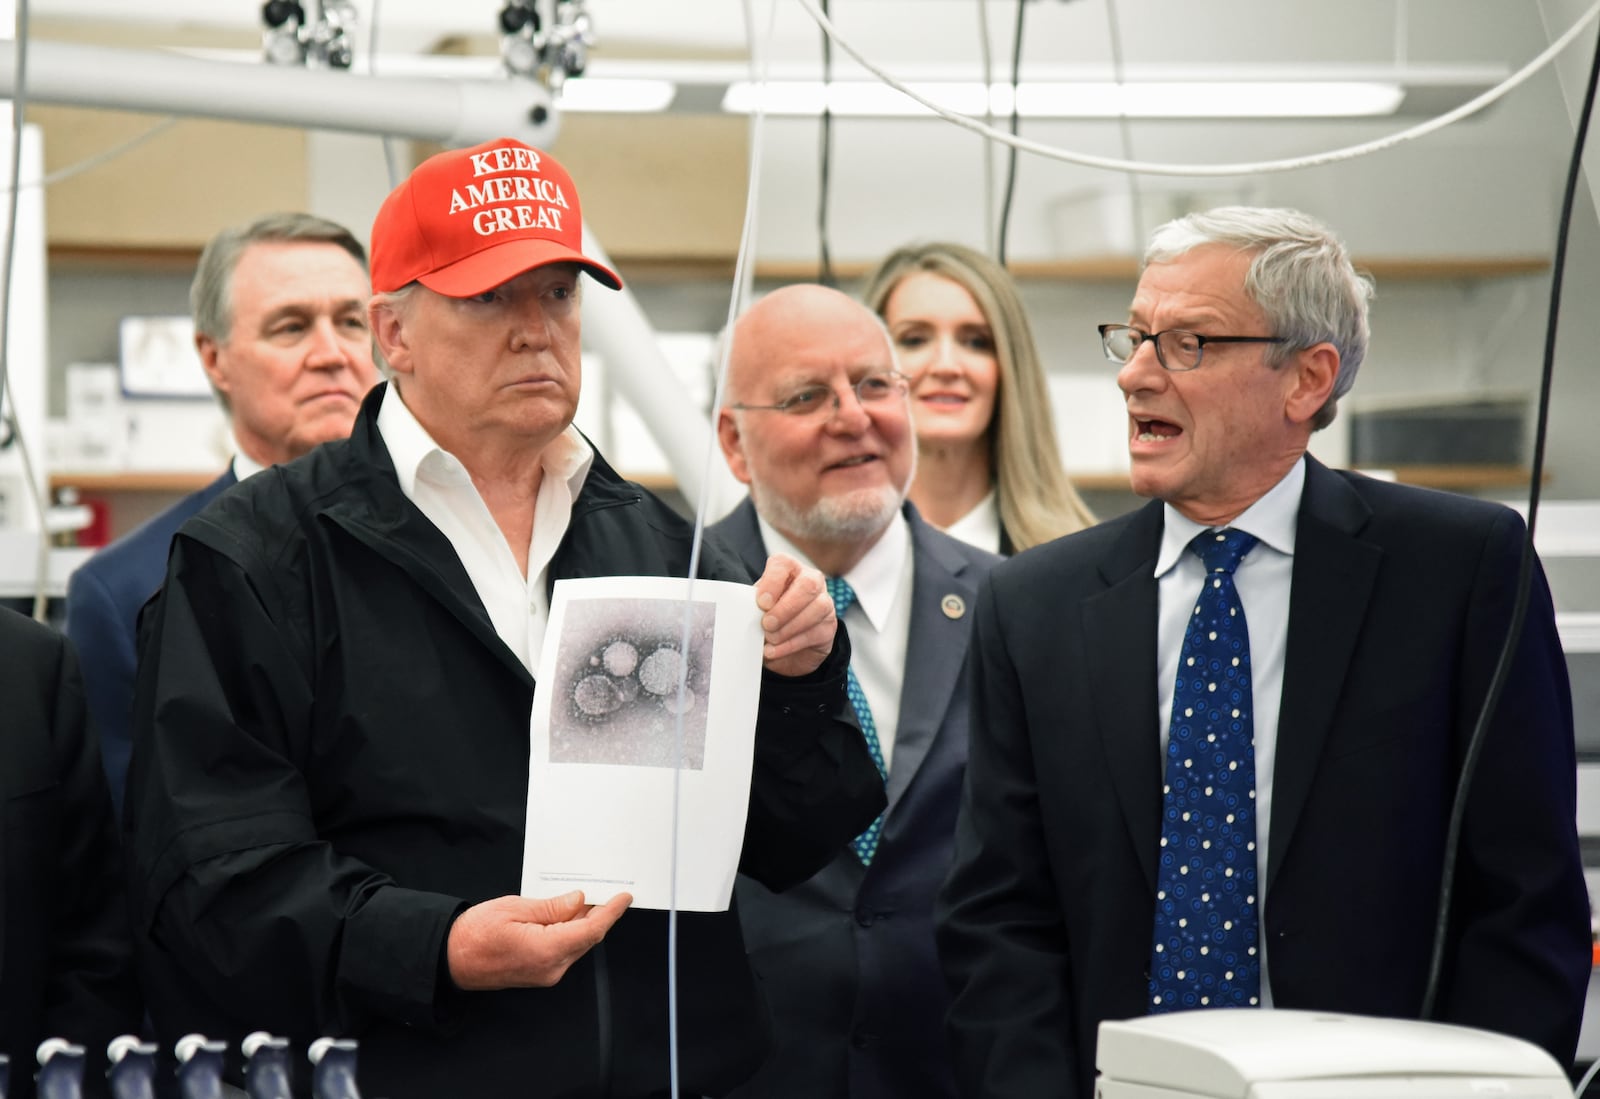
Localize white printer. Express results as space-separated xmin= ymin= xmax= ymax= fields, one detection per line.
xmin=1096 ymin=1010 xmax=1574 ymax=1099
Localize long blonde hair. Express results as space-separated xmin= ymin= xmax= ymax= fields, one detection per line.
xmin=862 ymin=242 xmax=1094 ymax=551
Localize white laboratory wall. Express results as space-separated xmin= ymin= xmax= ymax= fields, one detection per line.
xmin=305 ymin=130 xmax=396 ymax=246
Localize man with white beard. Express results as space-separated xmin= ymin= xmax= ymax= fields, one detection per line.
xmin=711 ymin=284 xmax=1000 ymax=1099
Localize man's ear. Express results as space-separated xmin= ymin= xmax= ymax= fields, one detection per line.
xmin=195 ymin=333 xmax=229 ymax=396
xmin=1285 ymin=342 xmax=1339 ymax=426
xmin=370 ymin=300 xmax=412 ymax=376
xmin=717 ymin=408 xmax=753 ymax=486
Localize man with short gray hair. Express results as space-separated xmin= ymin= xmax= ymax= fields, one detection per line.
xmin=66 ymin=211 xmax=379 ymax=815
xmin=938 ymin=206 xmax=1588 ymax=1098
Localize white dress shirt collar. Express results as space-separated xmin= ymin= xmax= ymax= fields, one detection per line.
xmin=377 ymin=383 xmax=594 ymax=499
xmin=756 ymin=507 xmax=911 ymax=632
xmin=753 ymin=504 xmax=914 ymax=773
xmin=941 ymin=489 xmax=1003 ymax=556
xmin=376 ymin=382 xmax=594 ymax=675
xmin=1155 ymin=457 xmax=1305 ymax=578
xmin=231 ymin=449 xmax=267 ymax=483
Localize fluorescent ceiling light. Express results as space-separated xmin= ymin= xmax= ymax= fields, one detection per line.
xmin=1051 ymin=81 xmax=1405 ymax=118
xmin=554 ymin=78 xmax=677 ymax=113
xmin=722 ymin=80 xmax=1407 ymax=119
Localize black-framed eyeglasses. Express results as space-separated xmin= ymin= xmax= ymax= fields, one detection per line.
xmin=730 ymin=370 xmax=909 ymax=419
xmin=1098 ymin=324 xmax=1286 ymax=373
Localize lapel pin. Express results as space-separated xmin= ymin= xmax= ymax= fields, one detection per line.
xmin=941 ymin=593 xmax=966 ymax=620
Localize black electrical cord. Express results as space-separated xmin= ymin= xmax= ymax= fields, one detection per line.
xmin=817 ymin=0 xmax=835 ymax=287
xmin=994 ymin=0 xmax=1025 ymax=267
xmin=1417 ymin=11 xmax=1599 ymax=1023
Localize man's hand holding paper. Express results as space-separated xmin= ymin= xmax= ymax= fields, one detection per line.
xmin=755 ymin=553 xmax=837 ymax=677
xmin=447 ymin=891 xmax=633 ymax=990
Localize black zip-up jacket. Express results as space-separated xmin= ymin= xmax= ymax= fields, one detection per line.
xmin=125 ymin=383 xmax=885 ymax=1098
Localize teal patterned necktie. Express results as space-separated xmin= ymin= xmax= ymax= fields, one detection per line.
xmin=825 ymin=576 xmax=887 ymax=865
xmin=1149 ymin=528 xmax=1261 ymax=1012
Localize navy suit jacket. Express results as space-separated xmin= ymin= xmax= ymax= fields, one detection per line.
xmin=65 ymin=469 xmax=237 ymax=817
xmin=711 ymin=498 xmax=1000 ymax=1099
xmin=0 ymin=609 xmax=142 ymax=1098
xmin=937 ymin=457 xmax=1590 ymax=1099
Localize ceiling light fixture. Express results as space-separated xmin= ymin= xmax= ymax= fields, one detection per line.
xmin=721 ymin=79 xmax=1409 ymax=119
xmin=556 ymin=78 xmax=677 ymax=113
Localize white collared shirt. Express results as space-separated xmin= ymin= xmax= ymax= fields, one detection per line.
xmin=377 ymin=384 xmax=593 ymax=676
xmin=940 ymin=488 xmax=1003 ymax=556
xmin=230 ymin=450 xmax=267 ymax=483
xmin=1154 ymin=455 xmax=1305 ymax=1004
xmin=756 ymin=512 xmax=913 ymax=772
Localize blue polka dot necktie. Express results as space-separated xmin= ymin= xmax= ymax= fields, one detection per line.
xmin=1149 ymin=528 xmax=1261 ymax=1013
xmin=825 ymin=576 xmax=887 ymax=865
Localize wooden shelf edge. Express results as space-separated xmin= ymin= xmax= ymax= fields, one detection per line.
xmin=612 ymin=255 xmax=1550 ymax=285
xmin=50 ymin=246 xmax=1551 ymax=285
xmin=51 ymin=470 xmax=215 ymax=493
xmin=49 ymin=244 xmax=205 ymax=274
xmin=1356 ymin=257 xmax=1552 ymax=280
xmin=1378 ymin=464 xmax=1548 ymax=490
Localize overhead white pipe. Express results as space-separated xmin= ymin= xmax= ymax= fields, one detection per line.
xmin=0 ymin=37 xmax=742 ymax=514
xmin=0 ymin=38 xmax=559 ymax=147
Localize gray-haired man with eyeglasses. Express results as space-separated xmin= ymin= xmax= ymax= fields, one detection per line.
xmin=712 ymin=283 xmax=1000 ymax=1099
xmin=937 ymin=206 xmax=1587 ymax=1099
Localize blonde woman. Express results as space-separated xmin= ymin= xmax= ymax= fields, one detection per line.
xmin=862 ymin=242 xmax=1094 ymax=554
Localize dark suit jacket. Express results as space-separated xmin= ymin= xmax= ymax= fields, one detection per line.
xmin=712 ymin=498 xmax=1000 ymax=1099
xmin=0 ymin=609 xmax=142 ymax=1099
xmin=64 ymin=469 xmax=236 ymax=817
xmin=937 ymin=457 xmax=1590 ymax=1099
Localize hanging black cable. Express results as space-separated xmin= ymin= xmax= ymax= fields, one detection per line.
xmin=995 ymin=0 xmax=1026 ymax=267
xmin=817 ymin=0 xmax=835 ymax=287
xmin=1418 ymin=12 xmax=1600 ymax=1023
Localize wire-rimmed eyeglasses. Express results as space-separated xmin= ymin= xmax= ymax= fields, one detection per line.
xmin=729 ymin=370 xmax=909 ymax=418
xmin=1098 ymin=324 xmax=1286 ymax=373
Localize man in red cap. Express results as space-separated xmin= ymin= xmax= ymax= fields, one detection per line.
xmin=125 ymin=138 xmax=885 ymax=1099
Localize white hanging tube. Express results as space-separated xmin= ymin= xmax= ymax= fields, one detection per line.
xmin=579 ymin=225 xmax=744 ymax=518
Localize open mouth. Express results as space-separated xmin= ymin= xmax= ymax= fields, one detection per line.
xmin=825 ymin=454 xmax=879 ymax=473
xmin=1134 ymin=417 xmax=1183 ymax=443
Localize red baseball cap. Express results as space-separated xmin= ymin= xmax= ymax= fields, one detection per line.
xmin=370 ymin=137 xmax=622 ymax=296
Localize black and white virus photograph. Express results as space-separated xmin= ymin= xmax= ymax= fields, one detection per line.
xmin=548 ymin=596 xmax=716 ymax=769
